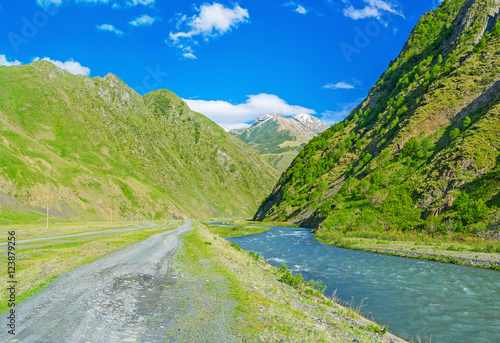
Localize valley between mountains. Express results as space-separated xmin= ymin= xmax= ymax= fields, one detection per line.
xmin=1 ymin=0 xmax=500 ymax=342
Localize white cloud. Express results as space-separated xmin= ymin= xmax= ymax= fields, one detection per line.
xmin=283 ymin=2 xmax=308 ymax=15
xmin=0 ymin=55 xmax=22 ymax=67
xmin=183 ymin=52 xmax=197 ymax=60
xmin=343 ymin=0 xmax=404 ymax=20
xmin=36 ymin=0 xmax=154 ymax=8
xmin=37 ymin=0 xmax=109 ymax=7
xmin=36 ymin=0 xmax=63 ymax=7
xmin=184 ymin=93 xmax=316 ymax=129
xmin=295 ymin=5 xmax=307 ymax=14
xmin=168 ymin=3 xmax=249 ymax=59
xmin=127 ymin=0 xmax=154 ymax=5
xmin=77 ymin=0 xmax=109 ymax=4
xmin=320 ymin=98 xmax=364 ymax=125
xmin=97 ymin=23 xmax=123 ymax=35
xmin=0 ymin=55 xmax=90 ymax=75
xmin=343 ymin=5 xmax=379 ymax=20
xmin=33 ymin=57 xmax=91 ymax=75
xmin=129 ymin=14 xmax=156 ymax=26
xmin=323 ymin=82 xmax=355 ymax=90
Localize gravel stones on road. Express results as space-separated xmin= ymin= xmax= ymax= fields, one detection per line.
xmin=0 ymin=220 xmax=220 ymax=343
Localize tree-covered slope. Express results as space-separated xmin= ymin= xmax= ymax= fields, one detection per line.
xmin=0 ymin=61 xmax=279 ymax=222
xmin=255 ymin=0 xmax=500 ymax=238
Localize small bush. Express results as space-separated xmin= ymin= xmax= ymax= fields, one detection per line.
xmin=449 ymin=128 xmax=460 ymax=140
xmin=463 ymin=116 xmax=471 ymax=129
xmin=364 ymin=324 xmax=387 ymax=335
xmin=230 ymin=242 xmax=242 ymax=251
xmin=278 ymin=264 xmax=326 ymax=293
xmin=453 ymin=192 xmax=489 ymax=226
xmin=473 ymin=37 xmax=486 ymax=53
xmin=249 ymin=251 xmax=260 ymax=261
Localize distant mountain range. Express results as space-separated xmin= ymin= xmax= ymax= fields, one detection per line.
xmin=0 ymin=61 xmax=279 ymax=222
xmin=230 ymin=113 xmax=329 ymax=171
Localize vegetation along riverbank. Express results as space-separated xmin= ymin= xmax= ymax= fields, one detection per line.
xmin=192 ymin=221 xmax=408 ymax=342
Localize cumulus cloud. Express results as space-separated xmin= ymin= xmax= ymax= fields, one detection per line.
xmin=36 ymin=0 xmax=63 ymax=7
xmin=282 ymin=1 xmax=308 ymax=15
xmin=129 ymin=14 xmax=156 ymax=26
xmin=97 ymin=23 xmax=124 ymax=35
xmin=1 ymin=53 xmax=90 ymax=75
xmin=36 ymin=0 xmax=154 ymax=8
xmin=33 ymin=57 xmax=91 ymax=75
xmin=127 ymin=0 xmax=154 ymax=5
xmin=323 ymin=82 xmax=355 ymax=90
xmin=0 ymin=55 xmax=22 ymax=67
xmin=184 ymin=93 xmax=316 ymax=130
xmin=183 ymin=52 xmax=197 ymax=60
xmin=343 ymin=0 xmax=404 ymax=20
xmin=168 ymin=3 xmax=249 ymax=59
xmin=37 ymin=0 xmax=107 ymax=7
xmin=295 ymin=5 xmax=307 ymax=14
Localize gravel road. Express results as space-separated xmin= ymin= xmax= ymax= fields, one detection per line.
xmin=1 ymin=220 xmax=194 ymax=343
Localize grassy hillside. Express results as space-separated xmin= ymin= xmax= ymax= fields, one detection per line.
xmin=255 ymin=0 xmax=500 ymax=240
xmin=0 ymin=61 xmax=279 ymax=222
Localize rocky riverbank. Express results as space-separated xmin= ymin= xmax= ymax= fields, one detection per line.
xmin=346 ymin=240 xmax=500 ymax=271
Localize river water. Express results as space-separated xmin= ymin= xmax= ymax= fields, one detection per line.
xmin=222 ymin=225 xmax=500 ymax=343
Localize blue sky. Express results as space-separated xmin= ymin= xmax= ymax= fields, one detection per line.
xmin=0 ymin=0 xmax=443 ymax=129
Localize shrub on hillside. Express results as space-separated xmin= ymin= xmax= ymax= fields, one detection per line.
xmin=450 ymin=128 xmax=460 ymax=140
xmin=453 ymin=192 xmax=490 ymax=225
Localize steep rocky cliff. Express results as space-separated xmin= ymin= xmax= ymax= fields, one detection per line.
xmin=255 ymin=0 xmax=500 ymax=237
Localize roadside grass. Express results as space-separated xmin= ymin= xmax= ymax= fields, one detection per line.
xmin=206 ymin=224 xmax=270 ymax=237
xmin=185 ymin=221 xmax=403 ymax=342
xmin=0 ymin=220 xmax=144 ymax=241
xmin=0 ymin=221 xmax=180 ymax=313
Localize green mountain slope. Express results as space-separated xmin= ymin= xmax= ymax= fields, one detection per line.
xmin=0 ymin=61 xmax=279 ymax=222
xmin=230 ymin=113 xmax=329 ymax=171
xmin=255 ymin=0 xmax=500 ymax=238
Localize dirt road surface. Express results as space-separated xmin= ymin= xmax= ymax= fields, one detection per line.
xmin=1 ymin=220 xmax=196 ymax=343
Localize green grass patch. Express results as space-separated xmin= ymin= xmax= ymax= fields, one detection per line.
xmin=185 ymin=221 xmax=399 ymax=342
xmin=207 ymin=224 xmax=270 ymax=237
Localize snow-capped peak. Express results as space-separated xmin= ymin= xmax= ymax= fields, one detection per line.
xmin=292 ymin=113 xmax=315 ymax=123
xmin=290 ymin=113 xmax=329 ymax=135
xmin=252 ymin=114 xmax=278 ymax=127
